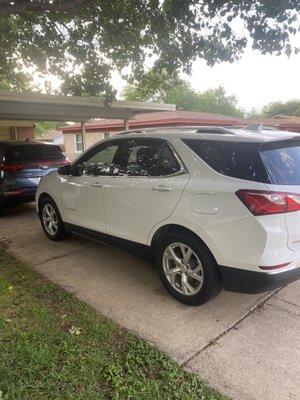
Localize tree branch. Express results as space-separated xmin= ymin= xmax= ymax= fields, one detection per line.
xmin=0 ymin=0 xmax=88 ymax=16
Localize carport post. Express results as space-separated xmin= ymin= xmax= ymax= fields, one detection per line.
xmin=123 ymin=119 xmax=129 ymax=131
xmin=81 ymin=121 xmax=86 ymax=151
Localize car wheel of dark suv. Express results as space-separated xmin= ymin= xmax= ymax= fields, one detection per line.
xmin=39 ymin=197 xmax=69 ymax=241
xmin=0 ymin=197 xmax=5 ymax=217
xmin=155 ymin=231 xmax=221 ymax=306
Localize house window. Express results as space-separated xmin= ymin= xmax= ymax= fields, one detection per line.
xmin=104 ymin=132 xmax=109 ymax=139
xmin=75 ymin=133 xmax=83 ymax=152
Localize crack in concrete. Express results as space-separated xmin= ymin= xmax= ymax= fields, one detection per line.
xmin=265 ymin=301 xmax=300 ymax=317
xmin=180 ymin=287 xmax=283 ymax=367
xmin=273 ymin=295 xmax=300 ymax=309
xmin=16 ymin=249 xmax=84 ymax=267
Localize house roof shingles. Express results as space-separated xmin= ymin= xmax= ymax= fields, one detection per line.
xmin=61 ymin=111 xmax=300 ymax=134
xmin=61 ymin=110 xmax=243 ymax=134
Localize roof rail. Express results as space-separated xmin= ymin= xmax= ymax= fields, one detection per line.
xmin=243 ymin=123 xmax=280 ymax=132
xmin=118 ymin=126 xmax=237 ymax=135
xmin=196 ymin=126 xmax=235 ymax=134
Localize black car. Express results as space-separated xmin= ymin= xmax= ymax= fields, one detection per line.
xmin=0 ymin=140 xmax=69 ymax=215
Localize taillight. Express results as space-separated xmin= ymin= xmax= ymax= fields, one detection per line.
xmin=236 ymin=190 xmax=300 ymax=215
xmin=0 ymin=163 xmax=24 ymax=173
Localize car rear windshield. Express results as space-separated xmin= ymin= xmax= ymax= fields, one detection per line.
xmin=259 ymin=140 xmax=300 ymax=185
xmin=5 ymin=145 xmax=65 ymax=163
xmin=182 ymin=139 xmax=270 ymax=183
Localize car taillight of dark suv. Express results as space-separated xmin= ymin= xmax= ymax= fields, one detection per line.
xmin=0 ymin=140 xmax=69 ymax=215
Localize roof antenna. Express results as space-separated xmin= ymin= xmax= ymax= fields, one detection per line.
xmin=244 ymin=123 xmax=263 ymax=133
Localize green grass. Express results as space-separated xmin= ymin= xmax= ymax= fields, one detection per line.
xmin=0 ymin=247 xmax=227 ymax=400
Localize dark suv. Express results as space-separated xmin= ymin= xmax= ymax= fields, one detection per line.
xmin=0 ymin=140 xmax=69 ymax=215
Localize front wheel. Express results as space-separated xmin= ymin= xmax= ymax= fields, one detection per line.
xmin=155 ymin=232 xmax=221 ymax=306
xmin=39 ymin=197 xmax=69 ymax=241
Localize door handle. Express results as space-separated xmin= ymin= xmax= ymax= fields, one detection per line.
xmin=152 ymin=185 xmax=172 ymax=192
xmin=91 ymin=183 xmax=103 ymax=188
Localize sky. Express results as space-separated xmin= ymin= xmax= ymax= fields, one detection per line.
xmin=110 ymin=46 xmax=300 ymax=113
xmin=185 ymin=49 xmax=300 ymax=112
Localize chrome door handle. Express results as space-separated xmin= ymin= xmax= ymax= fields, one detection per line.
xmin=91 ymin=183 xmax=103 ymax=188
xmin=152 ymin=185 xmax=172 ymax=192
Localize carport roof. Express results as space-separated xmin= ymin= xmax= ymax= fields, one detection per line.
xmin=0 ymin=91 xmax=175 ymax=122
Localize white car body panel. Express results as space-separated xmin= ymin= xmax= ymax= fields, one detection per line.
xmin=59 ymin=175 xmax=106 ymax=232
xmin=104 ymin=173 xmax=190 ymax=243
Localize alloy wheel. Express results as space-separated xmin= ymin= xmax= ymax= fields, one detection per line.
xmin=162 ymin=242 xmax=204 ymax=296
xmin=42 ymin=204 xmax=58 ymax=236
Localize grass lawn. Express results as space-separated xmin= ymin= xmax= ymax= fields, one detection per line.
xmin=0 ymin=246 xmax=227 ymax=400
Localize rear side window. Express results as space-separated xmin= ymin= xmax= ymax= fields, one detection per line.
xmin=6 ymin=145 xmax=65 ymax=162
xmin=260 ymin=140 xmax=300 ymax=185
xmin=182 ymin=139 xmax=270 ymax=183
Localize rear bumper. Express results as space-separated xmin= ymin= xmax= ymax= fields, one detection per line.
xmin=1 ymin=187 xmax=37 ymax=198
xmin=220 ymin=265 xmax=300 ymax=294
xmin=1 ymin=188 xmax=36 ymax=207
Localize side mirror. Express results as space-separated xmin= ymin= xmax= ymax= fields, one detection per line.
xmin=58 ymin=164 xmax=71 ymax=175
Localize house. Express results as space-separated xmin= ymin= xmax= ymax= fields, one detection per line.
xmin=36 ymin=130 xmax=64 ymax=148
xmin=0 ymin=120 xmax=35 ymax=141
xmin=61 ymin=110 xmax=243 ymax=160
xmin=250 ymin=115 xmax=300 ymax=133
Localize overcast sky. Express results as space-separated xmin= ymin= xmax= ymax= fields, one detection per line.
xmin=111 ymin=46 xmax=300 ymax=112
xmin=185 ymin=49 xmax=300 ymax=111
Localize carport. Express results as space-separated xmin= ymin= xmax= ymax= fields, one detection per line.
xmin=0 ymin=90 xmax=175 ymax=149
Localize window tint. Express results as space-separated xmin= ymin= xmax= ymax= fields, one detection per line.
xmin=260 ymin=140 xmax=300 ymax=185
xmin=182 ymin=139 xmax=269 ymax=183
xmin=122 ymin=139 xmax=181 ymax=177
xmin=6 ymin=145 xmax=65 ymax=163
xmin=78 ymin=143 xmax=120 ymax=176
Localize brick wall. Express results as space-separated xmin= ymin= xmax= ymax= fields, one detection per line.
xmin=17 ymin=126 xmax=35 ymax=141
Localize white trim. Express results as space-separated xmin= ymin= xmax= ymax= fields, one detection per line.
xmin=74 ymin=133 xmax=83 ymax=153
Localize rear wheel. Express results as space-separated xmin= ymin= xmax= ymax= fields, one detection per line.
xmin=0 ymin=197 xmax=4 ymax=217
xmin=155 ymin=231 xmax=221 ymax=306
xmin=39 ymin=197 xmax=69 ymax=241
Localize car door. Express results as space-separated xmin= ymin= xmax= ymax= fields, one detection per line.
xmin=60 ymin=140 xmax=122 ymax=232
xmin=104 ymin=138 xmax=190 ymax=244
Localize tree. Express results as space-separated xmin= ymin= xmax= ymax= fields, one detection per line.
xmin=35 ymin=121 xmax=63 ymax=137
xmin=195 ymin=87 xmax=244 ymax=117
xmin=122 ymin=71 xmax=200 ymax=111
xmin=1 ymin=1 xmax=299 ymax=100
xmin=123 ymin=79 xmax=244 ymax=117
xmin=262 ymin=100 xmax=300 ymax=117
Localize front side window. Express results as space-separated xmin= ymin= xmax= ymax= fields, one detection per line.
xmin=76 ymin=142 xmax=120 ymax=176
xmin=75 ymin=133 xmax=83 ymax=152
xmin=121 ymin=139 xmax=181 ymax=177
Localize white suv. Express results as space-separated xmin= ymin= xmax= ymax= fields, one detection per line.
xmin=36 ymin=126 xmax=300 ymax=305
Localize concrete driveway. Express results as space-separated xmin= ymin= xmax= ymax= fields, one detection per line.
xmin=1 ymin=203 xmax=299 ymax=400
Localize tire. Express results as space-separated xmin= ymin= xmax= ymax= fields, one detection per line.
xmin=0 ymin=197 xmax=5 ymax=217
xmin=39 ymin=197 xmax=69 ymax=241
xmin=155 ymin=231 xmax=222 ymax=306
